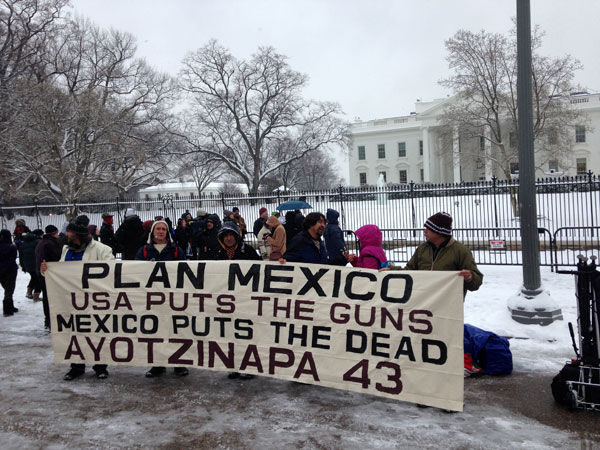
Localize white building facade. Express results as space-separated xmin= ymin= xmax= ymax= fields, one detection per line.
xmin=138 ymin=182 xmax=248 ymax=201
xmin=349 ymin=93 xmax=600 ymax=186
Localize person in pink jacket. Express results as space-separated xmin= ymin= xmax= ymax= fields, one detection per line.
xmin=348 ymin=224 xmax=389 ymax=270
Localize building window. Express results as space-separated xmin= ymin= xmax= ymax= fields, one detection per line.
xmin=399 ymin=170 xmax=407 ymax=184
xmin=420 ymin=168 xmax=424 ymax=182
xmin=480 ymin=136 xmax=485 ymax=152
xmin=359 ymin=172 xmax=367 ymax=185
xmin=175 ymin=193 xmax=179 ymax=200
xmin=419 ymin=140 xmax=423 ymax=156
xmin=190 ymin=192 xmax=195 ymax=199
xmin=548 ymin=129 xmax=558 ymax=145
xmin=379 ymin=171 xmax=387 ymax=182
xmin=476 ymin=158 xmax=484 ymax=169
xmin=548 ymin=160 xmax=558 ymax=172
xmin=509 ymin=132 xmax=517 ymax=148
xmin=358 ymin=145 xmax=366 ymax=160
xmin=510 ymin=162 xmax=519 ymax=174
xmin=377 ymin=144 xmax=386 ymax=159
xmin=576 ymin=125 xmax=586 ymax=143
xmin=398 ymin=142 xmax=406 ymax=157
xmin=577 ymin=158 xmax=587 ymax=175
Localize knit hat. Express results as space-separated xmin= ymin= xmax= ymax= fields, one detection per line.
xmin=66 ymin=215 xmax=91 ymax=236
xmin=148 ymin=219 xmax=172 ymax=244
xmin=424 ymin=212 xmax=453 ymax=237
xmin=232 ymin=207 xmax=239 ymax=212
xmin=197 ymin=209 xmax=208 ymax=218
xmin=101 ymin=213 xmax=113 ymax=219
xmin=259 ymin=207 xmax=268 ymax=216
xmin=45 ymin=224 xmax=59 ymax=234
xmin=124 ymin=208 xmax=136 ymax=218
xmin=224 ymin=209 xmax=234 ymax=217
xmin=271 ymin=211 xmax=280 ymax=216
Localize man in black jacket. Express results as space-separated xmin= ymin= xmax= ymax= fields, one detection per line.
xmin=35 ymin=225 xmax=63 ymax=329
xmin=215 ymin=221 xmax=260 ymax=380
xmin=115 ymin=208 xmax=145 ymax=260
xmin=99 ymin=213 xmax=119 ymax=256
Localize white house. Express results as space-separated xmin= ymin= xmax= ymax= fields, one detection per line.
xmin=348 ymin=92 xmax=600 ymax=186
xmin=138 ymin=182 xmax=248 ymax=201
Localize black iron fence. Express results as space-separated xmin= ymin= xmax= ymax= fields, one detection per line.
xmin=2 ymin=173 xmax=600 ymax=269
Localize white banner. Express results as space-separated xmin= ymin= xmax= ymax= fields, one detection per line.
xmin=46 ymin=260 xmax=464 ymax=410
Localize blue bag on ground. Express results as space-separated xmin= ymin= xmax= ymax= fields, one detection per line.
xmin=464 ymin=324 xmax=513 ymax=375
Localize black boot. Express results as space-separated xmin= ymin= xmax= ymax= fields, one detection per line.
xmin=3 ymin=299 xmax=16 ymax=316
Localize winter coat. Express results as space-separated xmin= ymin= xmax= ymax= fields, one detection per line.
xmin=253 ymin=217 xmax=265 ymax=237
xmin=283 ymin=211 xmax=301 ymax=246
xmin=284 ymin=230 xmax=328 ymax=265
xmin=19 ymin=232 xmax=41 ymax=273
xmin=324 ymin=209 xmax=346 ymax=265
xmin=266 ymin=216 xmax=286 ymax=260
xmin=350 ymin=225 xmax=388 ymax=270
xmin=135 ymin=242 xmax=185 ymax=261
xmin=115 ymin=215 xmax=145 ymax=260
xmin=175 ymin=224 xmax=190 ymax=250
xmin=35 ymin=234 xmax=63 ymax=276
xmin=402 ymin=237 xmax=483 ymax=297
xmin=233 ymin=215 xmax=247 ymax=237
xmin=257 ymin=225 xmax=272 ymax=260
xmin=100 ymin=221 xmax=119 ymax=255
xmin=60 ymin=238 xmax=115 ymax=262
xmin=215 ymin=221 xmax=260 ymax=261
xmin=0 ymin=242 xmax=18 ymax=275
xmin=13 ymin=224 xmax=30 ymax=247
xmin=198 ymin=226 xmax=220 ymax=260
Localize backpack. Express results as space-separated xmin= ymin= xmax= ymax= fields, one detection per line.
xmin=463 ymin=324 xmax=513 ymax=375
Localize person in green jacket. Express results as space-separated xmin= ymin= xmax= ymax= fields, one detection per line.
xmin=387 ymin=212 xmax=483 ymax=298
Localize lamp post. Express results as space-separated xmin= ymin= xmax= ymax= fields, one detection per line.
xmin=507 ymin=0 xmax=562 ymax=325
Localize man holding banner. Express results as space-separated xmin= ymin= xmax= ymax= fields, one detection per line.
xmin=215 ymin=221 xmax=261 ymax=379
xmin=136 ymin=219 xmax=190 ymax=378
xmin=41 ymin=215 xmax=114 ymax=380
xmin=385 ymin=212 xmax=482 ymax=298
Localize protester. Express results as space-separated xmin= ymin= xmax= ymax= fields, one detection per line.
xmin=232 ymin=207 xmax=247 ymax=237
xmin=223 ymin=209 xmax=235 ymax=224
xmin=189 ymin=210 xmax=209 ymax=260
xmin=12 ymin=218 xmax=30 ymax=249
xmin=324 ymin=208 xmax=347 ymax=266
xmin=198 ymin=214 xmax=220 ymax=260
xmin=265 ymin=215 xmax=286 ymax=261
xmin=41 ymin=215 xmax=114 ymax=380
xmin=88 ymin=224 xmax=99 ymax=241
xmin=284 ymin=210 xmax=303 ymax=246
xmin=272 ymin=210 xmax=284 ymax=225
xmin=347 ymin=224 xmax=388 ymax=270
xmin=385 ymin=212 xmax=483 ymax=297
xmin=214 ymin=221 xmax=260 ymax=380
xmin=175 ymin=218 xmax=191 ymax=256
xmin=0 ymin=229 xmax=19 ymax=316
xmin=35 ymin=225 xmax=62 ymax=329
xmin=99 ymin=213 xmax=119 ymax=256
xmin=281 ymin=212 xmax=328 ymax=264
xmin=253 ymin=207 xmax=269 ymax=237
xmin=136 ymin=220 xmax=189 ymax=378
xmin=19 ymin=229 xmax=43 ymax=301
xmin=257 ymin=220 xmax=272 ymax=260
xmin=115 ymin=208 xmax=145 ymax=260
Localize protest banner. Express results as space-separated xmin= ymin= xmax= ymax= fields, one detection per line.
xmin=45 ymin=260 xmax=464 ymax=410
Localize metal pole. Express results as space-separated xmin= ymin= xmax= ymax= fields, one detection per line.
xmin=516 ymin=0 xmax=541 ymax=295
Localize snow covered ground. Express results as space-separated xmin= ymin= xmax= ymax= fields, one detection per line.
xmin=1 ymin=264 xmax=599 ymax=449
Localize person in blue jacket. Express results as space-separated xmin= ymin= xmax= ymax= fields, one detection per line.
xmin=135 ymin=220 xmax=189 ymax=378
xmin=281 ymin=212 xmax=328 ymax=265
xmin=323 ymin=208 xmax=347 ymax=266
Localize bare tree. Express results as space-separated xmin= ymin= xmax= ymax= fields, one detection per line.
xmin=5 ymin=18 xmax=176 ymax=203
xmin=280 ymin=148 xmax=344 ymax=191
xmin=177 ymin=40 xmax=348 ymax=196
xmin=440 ymin=27 xmax=584 ymax=183
xmin=0 ymin=0 xmax=67 ymax=201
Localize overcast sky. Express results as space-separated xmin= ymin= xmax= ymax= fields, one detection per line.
xmin=70 ymin=0 xmax=600 ymax=179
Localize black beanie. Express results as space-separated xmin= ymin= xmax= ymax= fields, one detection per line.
xmin=45 ymin=224 xmax=59 ymax=234
xmin=66 ymin=215 xmax=91 ymax=236
xmin=424 ymin=212 xmax=453 ymax=237
xmin=0 ymin=229 xmax=11 ymax=243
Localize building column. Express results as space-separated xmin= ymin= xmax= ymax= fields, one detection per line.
xmin=422 ymin=127 xmax=431 ymax=182
xmin=484 ymin=129 xmax=493 ymax=179
xmin=452 ymin=127 xmax=461 ymax=183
